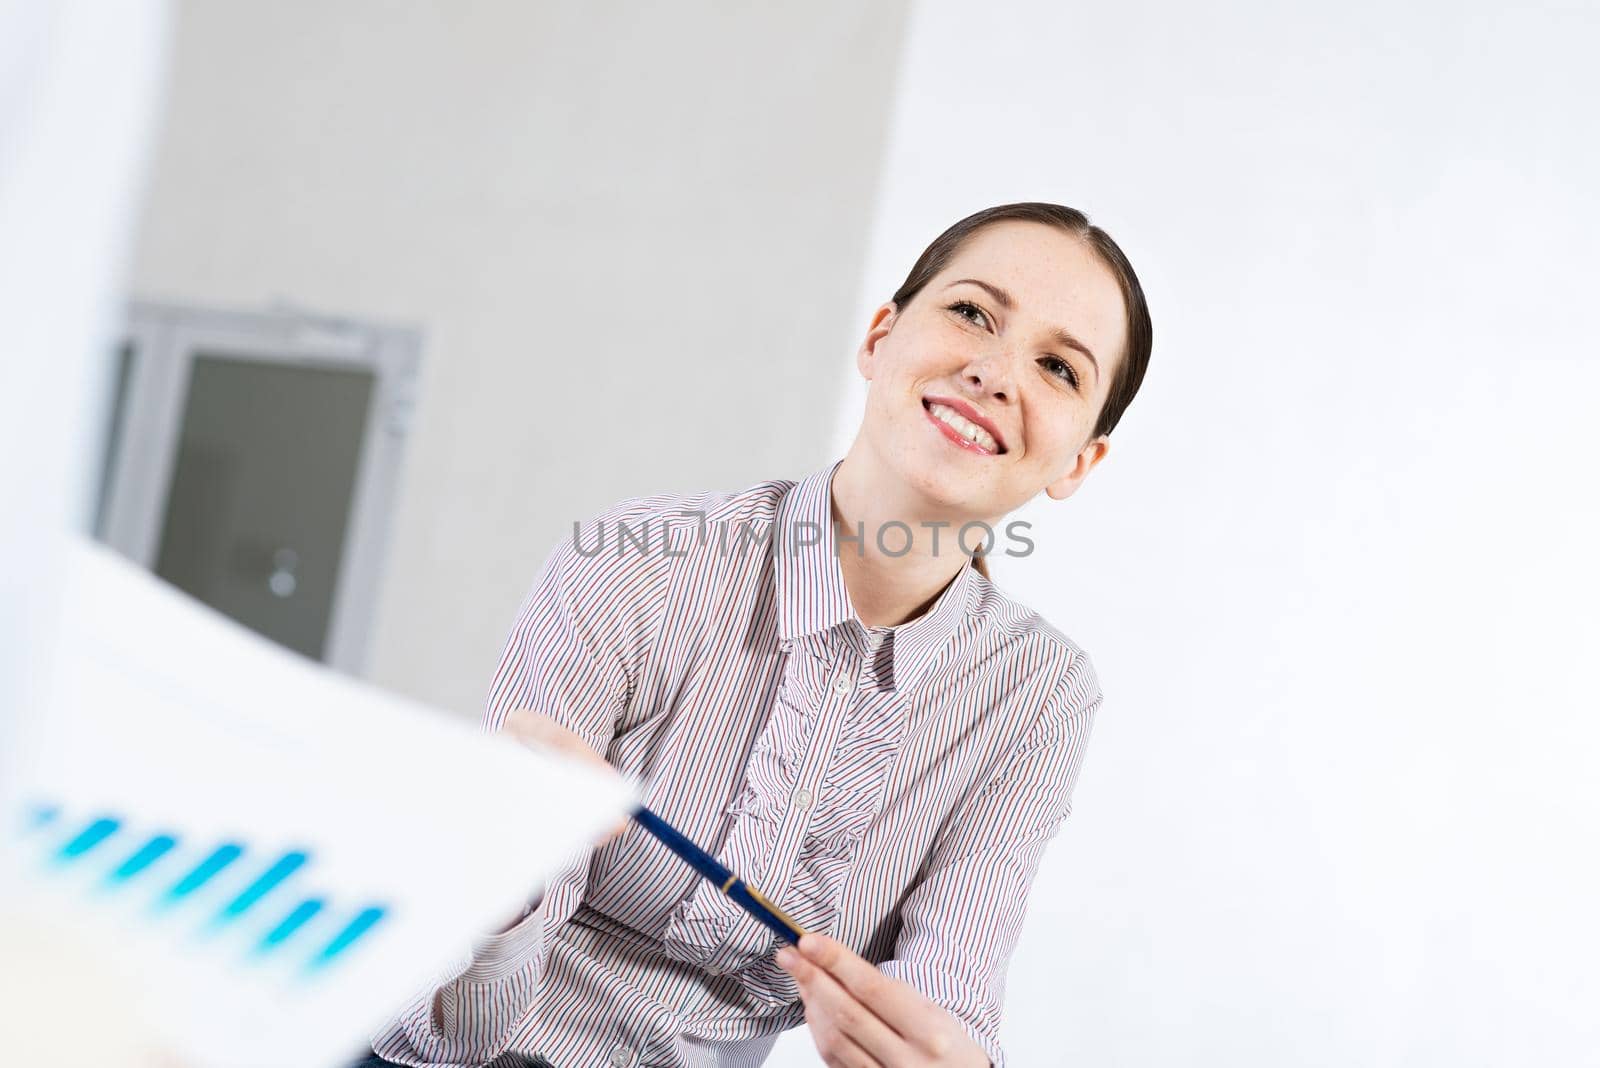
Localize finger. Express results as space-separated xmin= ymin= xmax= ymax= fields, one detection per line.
xmin=779 ymin=944 xmax=907 ymax=1065
xmin=816 ymin=1029 xmax=877 ymax=1068
xmin=500 ymin=710 xmax=555 ymax=752
xmin=796 ymin=933 xmax=931 ymax=1035
xmin=781 ymin=951 xmax=885 ymax=1068
xmin=503 ymin=711 xmax=612 ymax=771
xmin=505 ymin=711 xmax=572 ymax=750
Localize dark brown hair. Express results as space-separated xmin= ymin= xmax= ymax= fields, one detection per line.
xmin=890 ymin=202 xmax=1154 ymax=581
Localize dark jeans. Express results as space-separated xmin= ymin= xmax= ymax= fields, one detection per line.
xmin=349 ymin=1052 xmax=553 ymax=1068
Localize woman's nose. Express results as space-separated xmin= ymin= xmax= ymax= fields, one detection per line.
xmin=960 ymin=352 xmax=1013 ymax=404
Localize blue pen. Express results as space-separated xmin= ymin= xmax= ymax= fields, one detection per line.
xmin=631 ymin=805 xmax=807 ymax=945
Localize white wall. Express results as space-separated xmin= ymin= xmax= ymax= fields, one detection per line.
xmin=129 ymin=0 xmax=908 ymax=716
xmin=788 ymin=1 xmax=1600 ymax=1064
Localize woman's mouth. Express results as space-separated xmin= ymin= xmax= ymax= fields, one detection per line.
xmin=922 ymin=397 xmax=1006 ymax=455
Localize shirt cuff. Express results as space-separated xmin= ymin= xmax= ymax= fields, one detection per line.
xmin=460 ymin=896 xmax=547 ymax=982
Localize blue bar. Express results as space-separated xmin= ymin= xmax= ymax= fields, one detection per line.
xmin=308 ymin=905 xmax=386 ymax=970
xmin=215 ymin=851 xmax=307 ymax=924
xmin=56 ymin=816 xmax=120 ymax=861
xmin=256 ymin=898 xmax=323 ymax=954
xmin=23 ymin=803 xmax=60 ymax=833
xmin=108 ymin=834 xmax=178 ymax=883
xmin=162 ymin=843 xmax=243 ymax=904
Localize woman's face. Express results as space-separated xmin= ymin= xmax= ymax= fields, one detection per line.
xmin=855 ymin=219 xmax=1127 ymax=520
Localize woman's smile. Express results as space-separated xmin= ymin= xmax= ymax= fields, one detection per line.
xmin=922 ymin=395 xmax=1007 ymax=456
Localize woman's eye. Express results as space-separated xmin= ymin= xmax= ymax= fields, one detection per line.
xmin=947 ymin=300 xmax=989 ymax=329
xmin=1042 ymin=355 xmax=1081 ymax=391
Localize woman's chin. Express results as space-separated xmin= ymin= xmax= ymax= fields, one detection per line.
xmin=897 ymin=455 xmax=998 ymax=515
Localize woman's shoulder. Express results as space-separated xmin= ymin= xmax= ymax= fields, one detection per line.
xmin=963 ymin=575 xmax=1103 ymax=719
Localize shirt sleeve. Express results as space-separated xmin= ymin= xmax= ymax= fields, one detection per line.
xmin=876 ymin=649 xmax=1103 ymax=1068
xmin=370 ymin=509 xmax=663 ymax=1066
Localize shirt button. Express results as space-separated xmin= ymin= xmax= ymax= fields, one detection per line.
xmin=832 ymin=673 xmax=853 ymax=695
xmin=792 ymin=787 xmax=814 ymax=810
xmin=609 ymin=1048 xmax=634 ymax=1067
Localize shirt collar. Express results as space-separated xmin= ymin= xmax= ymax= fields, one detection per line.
xmin=773 ymin=458 xmax=978 ymax=692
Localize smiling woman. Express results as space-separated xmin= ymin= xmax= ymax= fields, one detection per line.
xmin=360 ymin=203 xmax=1153 ymax=1068
xmin=863 ymin=203 xmax=1152 ymax=584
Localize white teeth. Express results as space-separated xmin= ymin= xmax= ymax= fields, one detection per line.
xmin=928 ymin=403 xmax=1000 ymax=453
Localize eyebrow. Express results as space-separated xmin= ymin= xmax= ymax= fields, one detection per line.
xmin=945 ymin=278 xmax=1100 ymax=380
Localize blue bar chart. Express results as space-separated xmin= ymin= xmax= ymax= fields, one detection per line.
xmin=20 ymin=801 xmax=389 ymax=978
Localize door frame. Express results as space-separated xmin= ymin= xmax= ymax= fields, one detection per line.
xmin=97 ymin=299 xmax=421 ymax=676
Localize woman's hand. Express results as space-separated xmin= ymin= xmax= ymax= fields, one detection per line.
xmin=776 ymin=933 xmax=990 ymax=1067
xmin=499 ymin=708 xmax=629 ymax=846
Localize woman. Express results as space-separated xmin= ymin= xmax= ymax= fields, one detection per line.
xmin=364 ymin=202 xmax=1152 ymax=1067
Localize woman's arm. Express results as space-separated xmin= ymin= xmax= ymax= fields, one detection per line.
xmin=370 ymin=515 xmax=665 ymax=1065
xmin=780 ymin=654 xmax=1103 ymax=1067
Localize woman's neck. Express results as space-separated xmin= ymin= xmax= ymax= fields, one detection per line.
xmin=828 ymin=450 xmax=984 ymax=630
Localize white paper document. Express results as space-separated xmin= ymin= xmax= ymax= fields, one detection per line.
xmin=8 ymin=537 xmax=635 ymax=1067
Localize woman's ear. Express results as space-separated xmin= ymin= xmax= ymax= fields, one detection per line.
xmin=1045 ymin=435 xmax=1110 ymax=500
xmin=855 ymin=302 xmax=898 ymax=381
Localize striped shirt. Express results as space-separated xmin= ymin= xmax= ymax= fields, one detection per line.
xmin=371 ymin=459 xmax=1103 ymax=1067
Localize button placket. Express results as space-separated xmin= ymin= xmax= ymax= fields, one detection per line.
xmin=764 ymin=654 xmax=856 ymax=902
